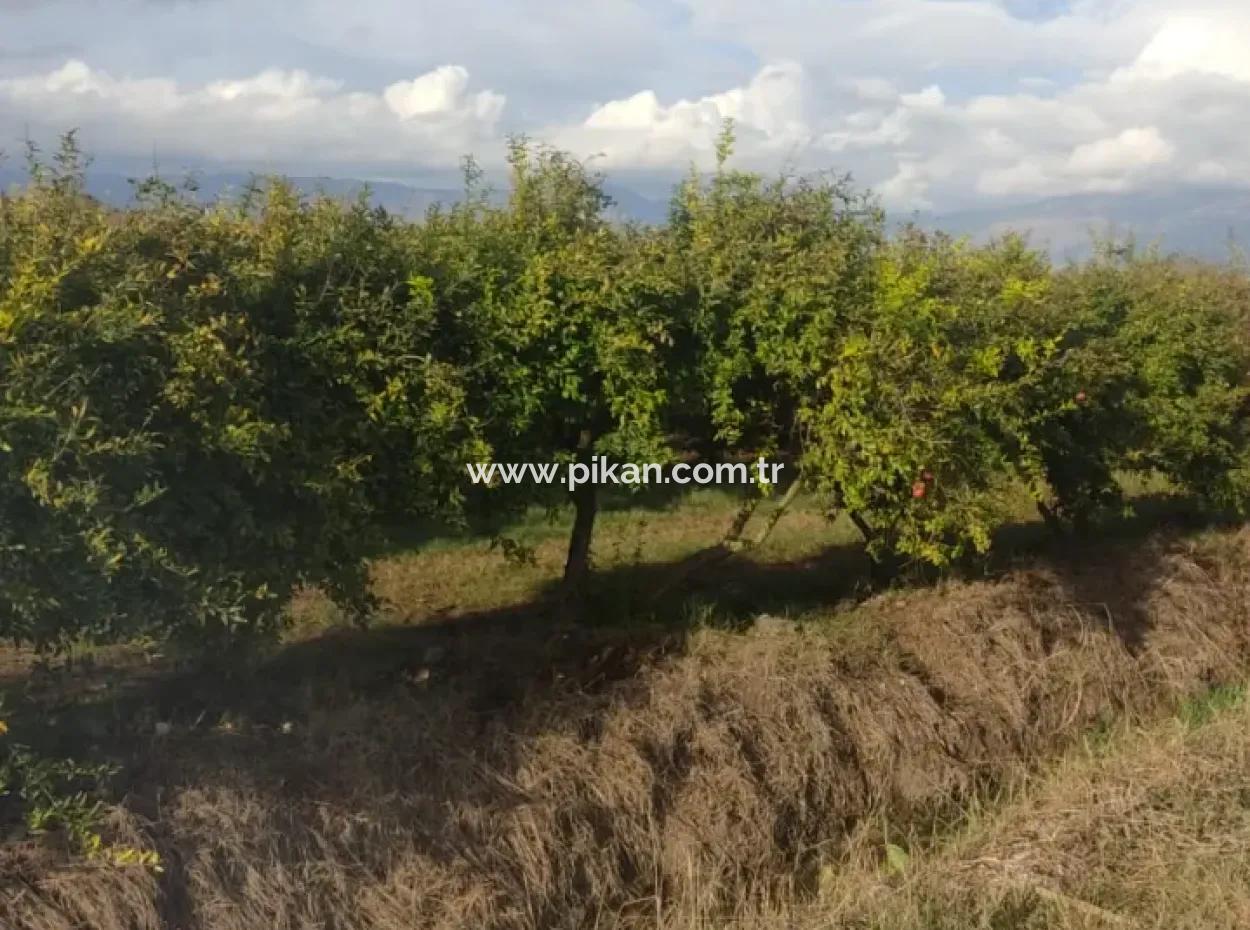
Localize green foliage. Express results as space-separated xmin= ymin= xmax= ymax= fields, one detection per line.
xmin=0 ymin=703 xmax=106 ymax=852
xmin=0 ymin=134 xmax=477 ymax=648
xmin=673 ymin=140 xmax=1249 ymax=566
xmin=804 ymin=230 xmax=1062 ymax=563
xmin=418 ymin=140 xmax=684 ymax=524
xmin=0 ymin=700 xmax=160 ymax=869
xmin=0 ymin=741 xmax=115 ymax=844
xmin=1035 ymin=250 xmax=1250 ymax=525
xmin=670 ymin=145 xmax=881 ymax=457
xmin=2 ymin=128 xmax=1249 ymax=642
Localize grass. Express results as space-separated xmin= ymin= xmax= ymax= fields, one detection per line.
xmin=292 ymin=487 xmax=868 ymax=632
xmin=801 ymin=683 xmax=1250 ymax=929
xmin=1177 ymin=681 xmax=1246 ymax=730
xmin=2 ymin=479 xmax=1247 ymax=930
xmin=290 ymin=474 xmax=1199 ymax=636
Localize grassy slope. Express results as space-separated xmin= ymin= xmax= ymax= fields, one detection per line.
xmin=807 ymin=685 xmax=1250 ymax=929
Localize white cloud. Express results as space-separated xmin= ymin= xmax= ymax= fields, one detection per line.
xmin=900 ymin=86 xmax=946 ymax=110
xmin=2 ymin=0 xmax=1250 ymax=213
xmin=1066 ymin=127 xmax=1174 ymax=177
xmin=0 ymin=60 xmax=506 ymax=171
xmin=383 ymin=65 xmax=504 ymax=122
xmin=1121 ymin=14 xmax=1250 ymax=83
xmin=799 ymin=9 xmax=1250 ymax=207
xmin=206 ymin=71 xmax=344 ymax=104
xmin=555 ymin=62 xmax=810 ymax=169
xmin=879 ymin=161 xmax=938 ymax=210
xmin=979 ymin=161 xmax=1052 ymax=199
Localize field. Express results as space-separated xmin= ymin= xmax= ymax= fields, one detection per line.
xmin=3 ymin=137 xmax=1250 ymax=928
xmin=3 ymin=486 xmax=1250 ymax=929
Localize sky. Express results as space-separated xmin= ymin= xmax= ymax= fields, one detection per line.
xmin=1 ymin=0 xmax=1249 ymax=211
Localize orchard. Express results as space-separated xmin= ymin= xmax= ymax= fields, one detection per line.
xmin=2 ymin=130 xmax=1248 ymax=648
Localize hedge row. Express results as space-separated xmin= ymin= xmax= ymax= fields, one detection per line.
xmin=2 ymin=133 xmax=1248 ymax=646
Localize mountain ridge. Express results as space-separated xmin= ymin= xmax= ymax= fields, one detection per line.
xmin=3 ymin=164 xmax=1245 ymax=260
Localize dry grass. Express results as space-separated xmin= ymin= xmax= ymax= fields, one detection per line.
xmin=2 ymin=524 xmax=1248 ymax=930
xmin=795 ymin=684 xmax=1250 ymax=929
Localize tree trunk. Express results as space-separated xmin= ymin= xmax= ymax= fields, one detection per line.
xmin=1036 ymin=501 xmax=1066 ymax=538
xmin=724 ymin=496 xmax=762 ymax=547
xmin=747 ymin=476 xmax=804 ymax=548
xmin=563 ymin=480 xmax=598 ymax=591
xmin=648 ymin=475 xmax=804 ymax=606
xmin=848 ymin=510 xmax=875 ymax=544
xmin=559 ymin=430 xmax=598 ymax=620
xmin=848 ymin=510 xmax=893 ymax=585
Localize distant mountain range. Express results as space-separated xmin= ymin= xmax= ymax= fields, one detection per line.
xmin=0 ymin=165 xmax=478 ymax=217
xmin=3 ymin=164 xmax=1245 ymax=261
xmin=0 ymin=164 xmax=674 ymax=225
xmin=926 ymin=187 xmax=1250 ymax=262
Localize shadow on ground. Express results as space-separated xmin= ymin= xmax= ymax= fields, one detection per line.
xmin=1 ymin=490 xmax=1232 ymax=743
